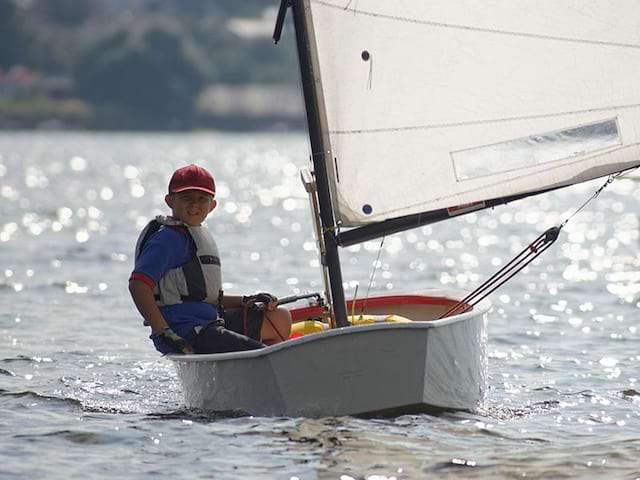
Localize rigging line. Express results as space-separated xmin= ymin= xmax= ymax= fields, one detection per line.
xmin=313 ymin=0 xmax=640 ymax=50
xmin=440 ymin=169 xmax=628 ymax=318
xmin=559 ymin=169 xmax=632 ymax=228
xmin=351 ymin=284 xmax=358 ymax=319
xmin=330 ymin=104 xmax=640 ymax=135
xmin=359 ymin=236 xmax=385 ymax=317
xmin=441 ymin=228 xmax=559 ymax=318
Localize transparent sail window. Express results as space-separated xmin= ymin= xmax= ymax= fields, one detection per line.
xmin=452 ymin=119 xmax=621 ymax=181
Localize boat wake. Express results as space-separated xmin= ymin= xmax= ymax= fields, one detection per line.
xmin=476 ymin=399 xmax=562 ymax=421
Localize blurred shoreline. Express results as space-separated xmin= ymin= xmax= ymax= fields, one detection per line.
xmin=0 ymin=83 xmax=305 ymax=132
xmin=0 ymin=0 xmax=304 ymax=131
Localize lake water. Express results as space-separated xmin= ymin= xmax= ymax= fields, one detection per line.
xmin=1 ymin=131 xmax=639 ymax=479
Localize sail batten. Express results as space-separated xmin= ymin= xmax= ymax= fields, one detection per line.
xmin=306 ymin=0 xmax=640 ymax=226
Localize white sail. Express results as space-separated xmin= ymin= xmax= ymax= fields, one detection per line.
xmin=305 ymin=0 xmax=640 ymax=226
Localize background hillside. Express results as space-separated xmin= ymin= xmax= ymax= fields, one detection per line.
xmin=0 ymin=0 xmax=303 ymax=130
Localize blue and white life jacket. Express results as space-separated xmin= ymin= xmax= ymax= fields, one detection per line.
xmin=135 ymin=216 xmax=222 ymax=306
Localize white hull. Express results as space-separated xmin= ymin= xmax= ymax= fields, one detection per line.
xmin=170 ymin=290 xmax=490 ymax=417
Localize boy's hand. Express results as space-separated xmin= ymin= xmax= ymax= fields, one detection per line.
xmin=159 ymin=327 xmax=193 ymax=354
xmin=243 ymin=292 xmax=278 ymax=311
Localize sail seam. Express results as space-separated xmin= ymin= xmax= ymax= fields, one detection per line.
xmin=329 ymin=103 xmax=640 ymax=135
xmin=314 ymin=0 xmax=640 ymax=50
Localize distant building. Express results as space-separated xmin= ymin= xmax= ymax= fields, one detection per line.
xmin=40 ymin=75 xmax=74 ymax=100
xmin=196 ymin=84 xmax=304 ymax=129
xmin=0 ymin=65 xmax=38 ymax=98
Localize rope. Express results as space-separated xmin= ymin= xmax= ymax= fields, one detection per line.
xmin=439 ymin=171 xmax=627 ymax=318
xmin=440 ymin=226 xmax=560 ymax=318
xmin=264 ymin=310 xmax=287 ymax=342
xmin=359 ymin=236 xmax=385 ymax=317
xmin=559 ymin=170 xmax=626 ymax=228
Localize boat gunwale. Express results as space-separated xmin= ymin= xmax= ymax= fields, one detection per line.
xmin=169 ymin=292 xmax=491 ymax=364
xmin=291 ymin=291 xmax=471 ymax=321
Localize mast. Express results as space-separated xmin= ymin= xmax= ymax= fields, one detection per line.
xmin=288 ymin=0 xmax=349 ymax=327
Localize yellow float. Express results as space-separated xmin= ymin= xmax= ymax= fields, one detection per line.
xmin=290 ymin=314 xmax=411 ymax=338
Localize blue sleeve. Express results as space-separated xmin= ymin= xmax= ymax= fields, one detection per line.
xmin=133 ymin=227 xmax=192 ymax=285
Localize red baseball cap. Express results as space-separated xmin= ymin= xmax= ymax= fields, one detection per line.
xmin=168 ymin=164 xmax=216 ymax=196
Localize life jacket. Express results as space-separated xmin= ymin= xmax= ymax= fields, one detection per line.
xmin=135 ymin=215 xmax=222 ymax=306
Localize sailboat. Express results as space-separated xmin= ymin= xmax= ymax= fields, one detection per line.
xmin=170 ymin=0 xmax=640 ymax=417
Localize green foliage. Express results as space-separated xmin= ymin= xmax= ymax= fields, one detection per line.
xmin=0 ymin=97 xmax=91 ymax=128
xmin=0 ymin=0 xmax=29 ymax=69
xmin=75 ymin=20 xmax=207 ymax=127
xmin=191 ymin=17 xmax=297 ymax=85
xmin=23 ymin=27 xmax=80 ymax=75
xmin=217 ymin=38 xmax=297 ymax=85
xmin=145 ymin=0 xmax=271 ymax=18
xmin=1 ymin=0 xmax=300 ymax=130
xmin=43 ymin=0 xmax=91 ymax=27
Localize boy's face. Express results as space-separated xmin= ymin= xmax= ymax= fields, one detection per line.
xmin=165 ymin=190 xmax=217 ymax=226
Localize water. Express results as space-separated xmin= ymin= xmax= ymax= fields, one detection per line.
xmin=1 ymin=131 xmax=639 ymax=479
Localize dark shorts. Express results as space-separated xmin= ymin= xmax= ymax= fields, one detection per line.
xmin=192 ymin=306 xmax=265 ymax=354
xmin=223 ymin=306 xmax=264 ymax=341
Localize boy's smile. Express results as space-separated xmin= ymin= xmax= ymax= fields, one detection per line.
xmin=166 ymin=190 xmax=217 ymax=226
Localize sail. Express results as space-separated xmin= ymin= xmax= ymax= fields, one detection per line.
xmin=305 ymin=0 xmax=640 ymax=226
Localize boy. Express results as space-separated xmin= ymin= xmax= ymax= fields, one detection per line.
xmin=129 ymin=164 xmax=292 ymax=354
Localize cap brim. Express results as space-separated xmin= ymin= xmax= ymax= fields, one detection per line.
xmin=170 ymin=186 xmax=216 ymax=196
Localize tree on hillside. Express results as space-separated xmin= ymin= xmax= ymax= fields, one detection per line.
xmin=74 ymin=19 xmax=207 ymax=127
xmin=145 ymin=0 xmax=270 ymax=17
xmin=41 ymin=0 xmax=92 ymax=27
xmin=0 ymin=0 xmax=29 ymax=69
xmin=191 ymin=15 xmax=297 ymax=86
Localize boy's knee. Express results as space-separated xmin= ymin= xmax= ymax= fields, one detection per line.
xmin=276 ymin=307 xmax=292 ymax=323
xmin=275 ymin=308 xmax=292 ymax=336
xmin=194 ymin=324 xmax=264 ymax=354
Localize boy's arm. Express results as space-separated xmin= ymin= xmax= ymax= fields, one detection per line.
xmin=128 ymin=278 xmax=168 ymax=333
xmin=129 ymin=278 xmax=194 ymax=353
xmin=223 ymin=294 xmax=244 ymax=308
xmin=225 ymin=293 xmax=278 ymax=312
